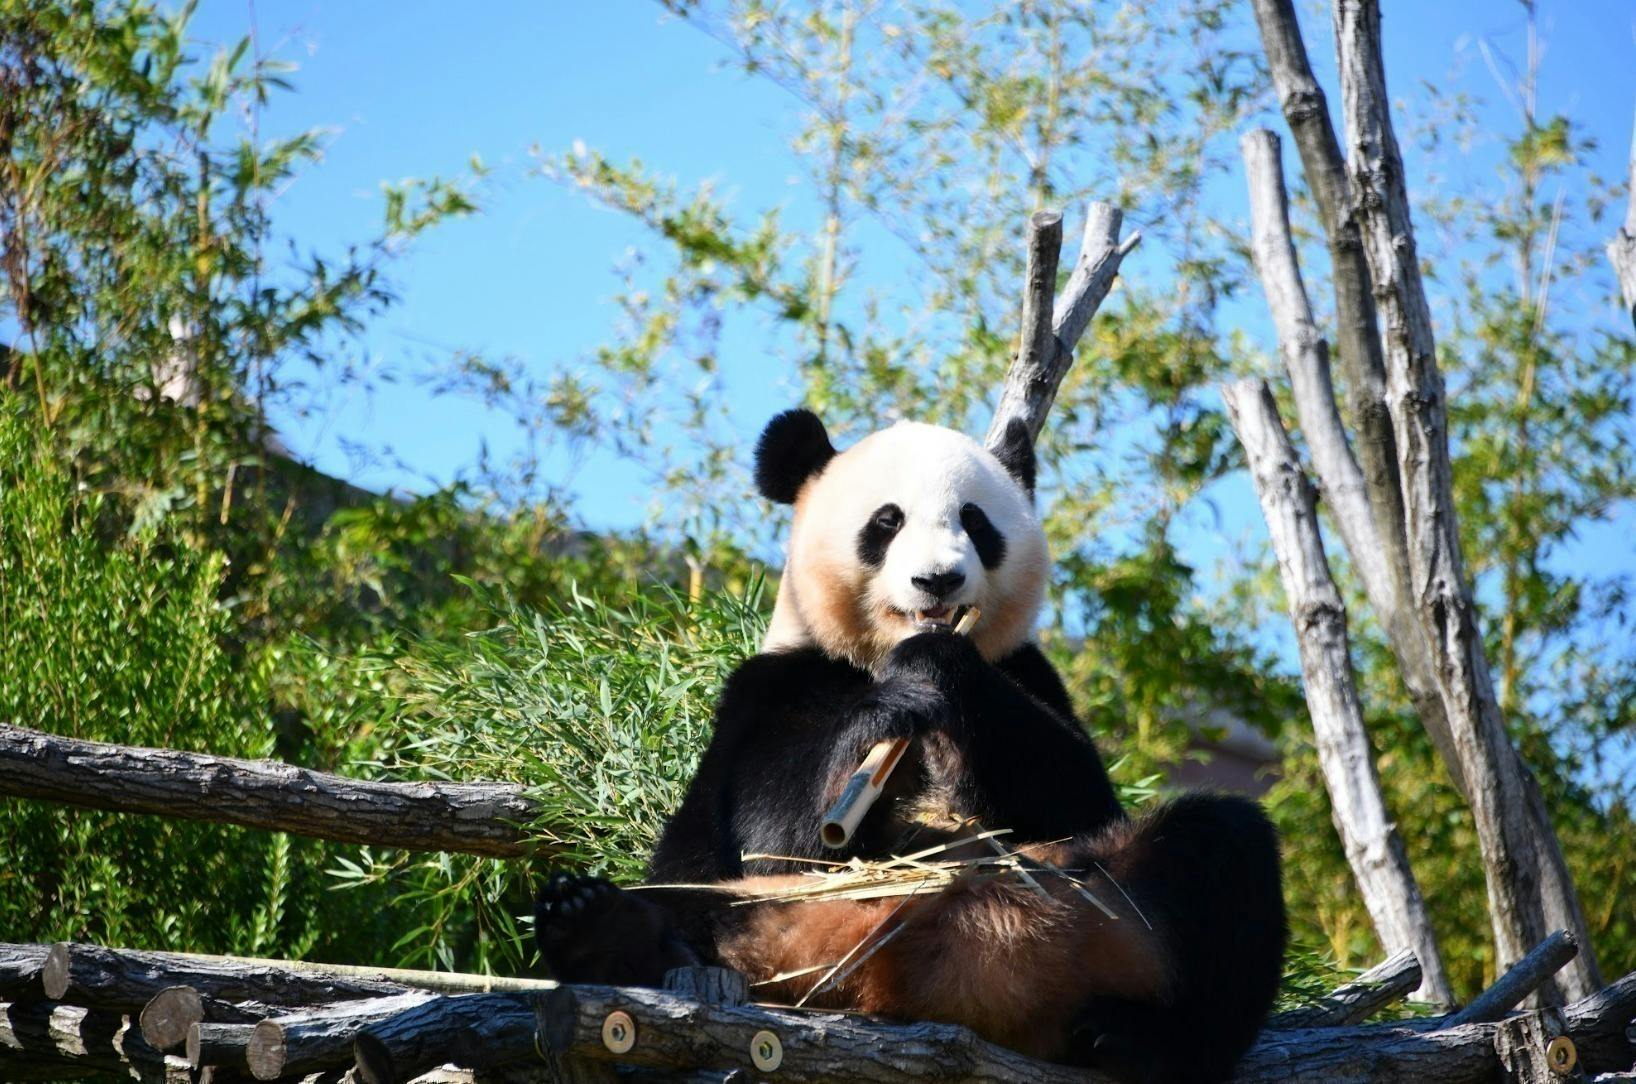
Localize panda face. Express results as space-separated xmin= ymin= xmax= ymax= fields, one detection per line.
xmin=758 ymin=413 xmax=1047 ymax=669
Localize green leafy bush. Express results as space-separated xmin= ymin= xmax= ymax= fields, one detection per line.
xmin=330 ymin=580 xmax=765 ymax=971
xmin=0 ymin=407 xmax=400 ymax=958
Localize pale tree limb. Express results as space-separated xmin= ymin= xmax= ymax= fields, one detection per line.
xmin=1247 ymin=0 xmax=1463 ymax=800
xmin=1607 ymin=102 xmax=1636 ymax=329
xmin=1333 ymin=0 xmax=1599 ymax=1002
xmin=986 ymin=202 xmax=1140 ymax=451
xmin=1222 ymin=379 xmax=1451 ymax=1007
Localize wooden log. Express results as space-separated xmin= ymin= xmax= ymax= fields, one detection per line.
xmin=0 ymin=999 xmax=193 ymax=1083
xmin=1270 ymin=948 xmax=1422 ymax=1028
xmin=0 ymin=722 xmax=539 ymax=858
xmin=1224 ymin=371 xmax=1451 ymax=1007
xmin=1495 ymin=1006 xmax=1584 ymax=1083
xmin=45 ymin=941 xmax=554 ymax=1012
xmin=348 ymin=992 xmax=544 ymax=1084
xmin=0 ymin=944 xmax=50 ymax=1002
xmin=985 ymin=201 xmax=1140 ymax=452
xmin=1332 ymin=0 xmax=1601 ymax=1004
xmin=346 ymin=987 xmax=1116 ymax=1084
xmin=189 ymin=1021 xmax=256 ymax=1068
xmin=141 ymin=983 xmax=269 ymax=1052
xmin=1449 ymin=931 xmax=1580 ymax=1027
xmin=249 ymin=993 xmax=437 ymax=1079
xmin=662 ymin=967 xmax=748 ymax=1008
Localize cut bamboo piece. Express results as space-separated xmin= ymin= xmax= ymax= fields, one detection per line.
xmin=819 ymin=609 xmax=979 ymax=849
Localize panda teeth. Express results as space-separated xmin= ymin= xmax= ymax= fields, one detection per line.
xmin=912 ymin=605 xmax=959 ymax=631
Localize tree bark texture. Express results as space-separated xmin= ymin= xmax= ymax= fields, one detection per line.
xmin=0 ymin=722 xmax=540 ymax=858
xmin=985 ymin=202 xmax=1140 ymax=452
xmin=1332 ymin=0 xmax=1599 ymax=1002
xmin=1449 ymin=930 xmax=1579 ymax=1027
xmin=249 ymin=993 xmax=438 ymax=1079
xmin=0 ymin=945 xmax=50 ymax=1002
xmin=1233 ymin=121 xmax=1460 ymax=793
xmin=187 ymin=1021 xmax=255 ymax=1069
xmin=45 ymin=942 xmax=555 ymax=1015
xmin=1246 ymin=0 xmax=1421 ymax=726
xmin=140 ymin=984 xmax=270 ymax=1053
xmin=1223 ymin=379 xmax=1451 ymax=1006
xmin=1 ymin=1000 xmax=193 ymax=1083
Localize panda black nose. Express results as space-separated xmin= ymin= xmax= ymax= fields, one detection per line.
xmin=912 ymin=570 xmax=966 ymax=599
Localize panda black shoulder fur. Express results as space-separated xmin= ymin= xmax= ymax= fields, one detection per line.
xmin=536 ymin=409 xmax=1287 ymax=1084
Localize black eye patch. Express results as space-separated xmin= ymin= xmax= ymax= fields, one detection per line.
xmin=857 ymin=503 xmax=904 ymax=568
xmin=960 ymin=503 xmax=1006 ymax=569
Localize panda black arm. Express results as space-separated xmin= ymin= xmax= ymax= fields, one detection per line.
xmin=882 ymin=633 xmax=1123 ymax=838
xmin=647 ymin=648 xmax=873 ymax=883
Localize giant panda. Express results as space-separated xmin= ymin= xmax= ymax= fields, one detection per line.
xmin=535 ymin=410 xmax=1286 ymax=1084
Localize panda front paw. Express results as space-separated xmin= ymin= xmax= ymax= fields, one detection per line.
xmin=883 ymin=629 xmax=983 ymax=687
xmin=847 ymin=676 xmax=952 ymax=748
xmin=534 ymin=871 xmax=698 ymax=986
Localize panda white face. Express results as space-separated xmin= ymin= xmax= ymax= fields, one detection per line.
xmin=756 ymin=413 xmax=1047 ymax=670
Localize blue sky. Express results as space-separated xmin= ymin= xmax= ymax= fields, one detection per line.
xmin=179 ymin=1 xmax=1635 ymax=616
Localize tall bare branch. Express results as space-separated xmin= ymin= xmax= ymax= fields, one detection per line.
xmin=986 ymin=202 xmax=1139 ymax=451
xmin=1332 ymin=0 xmax=1598 ymax=1002
xmin=1223 ymin=379 xmax=1451 ymax=1006
xmin=1247 ymin=0 xmax=1463 ymax=799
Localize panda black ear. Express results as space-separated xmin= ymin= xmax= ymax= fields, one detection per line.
xmin=994 ymin=419 xmax=1037 ymax=495
xmin=755 ymin=409 xmax=837 ymax=504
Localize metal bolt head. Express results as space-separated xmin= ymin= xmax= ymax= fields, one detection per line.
xmin=750 ymin=1028 xmax=783 ymax=1071
xmin=601 ymin=1010 xmax=637 ymax=1055
xmin=1545 ymin=1035 xmax=1576 ymax=1076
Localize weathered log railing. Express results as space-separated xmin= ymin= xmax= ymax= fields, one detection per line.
xmin=3 ymin=937 xmax=1635 ymax=1084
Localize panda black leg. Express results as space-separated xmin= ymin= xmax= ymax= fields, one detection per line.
xmin=1064 ymin=794 xmax=1287 ymax=1084
xmin=534 ymin=871 xmax=700 ymax=986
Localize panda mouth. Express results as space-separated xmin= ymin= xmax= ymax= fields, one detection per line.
xmin=908 ymin=604 xmax=967 ymax=632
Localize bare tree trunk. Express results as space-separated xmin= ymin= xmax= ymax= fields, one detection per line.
xmin=1247 ymin=0 xmax=1463 ymax=798
xmin=1223 ymin=379 xmax=1451 ymax=1006
xmin=1332 ymin=0 xmax=1598 ymax=1002
xmin=1607 ymin=104 xmax=1636 ymax=329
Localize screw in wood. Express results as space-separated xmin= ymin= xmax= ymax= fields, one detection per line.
xmin=750 ymin=1028 xmax=783 ymax=1072
xmin=601 ymin=1010 xmax=637 ymax=1055
xmin=1546 ymin=1035 xmax=1577 ymax=1075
